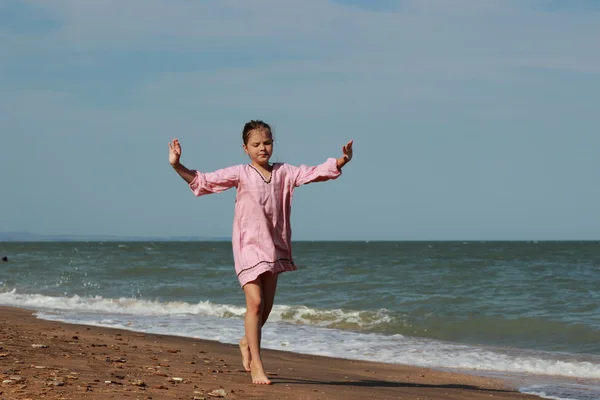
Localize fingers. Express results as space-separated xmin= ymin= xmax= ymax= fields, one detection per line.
xmin=343 ymin=140 xmax=353 ymax=154
xmin=168 ymin=138 xmax=181 ymax=165
xmin=168 ymin=138 xmax=181 ymax=152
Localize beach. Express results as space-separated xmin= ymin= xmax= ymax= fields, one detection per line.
xmin=2 ymin=241 xmax=599 ymax=399
xmin=0 ymin=306 xmax=540 ymax=400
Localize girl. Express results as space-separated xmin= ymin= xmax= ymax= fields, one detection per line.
xmin=168 ymin=120 xmax=353 ymax=385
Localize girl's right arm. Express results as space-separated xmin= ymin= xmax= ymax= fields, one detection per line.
xmin=169 ymin=138 xmax=196 ymax=184
xmin=171 ymin=162 xmax=196 ymax=184
xmin=168 ymin=138 xmax=240 ymax=196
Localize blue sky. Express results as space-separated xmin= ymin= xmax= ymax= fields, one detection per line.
xmin=1 ymin=0 xmax=599 ymax=241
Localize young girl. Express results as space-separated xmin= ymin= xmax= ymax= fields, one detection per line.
xmin=168 ymin=120 xmax=353 ymax=385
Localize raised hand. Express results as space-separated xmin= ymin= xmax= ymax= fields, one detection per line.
xmin=342 ymin=140 xmax=353 ymax=162
xmin=169 ymin=138 xmax=182 ymax=166
xmin=337 ymin=140 xmax=354 ymax=169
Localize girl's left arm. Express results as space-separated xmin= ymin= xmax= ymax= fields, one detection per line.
xmin=293 ymin=140 xmax=353 ymax=187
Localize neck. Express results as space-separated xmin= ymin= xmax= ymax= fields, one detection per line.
xmin=251 ymin=161 xmax=272 ymax=170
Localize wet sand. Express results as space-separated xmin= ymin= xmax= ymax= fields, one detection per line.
xmin=0 ymin=306 xmax=541 ymax=399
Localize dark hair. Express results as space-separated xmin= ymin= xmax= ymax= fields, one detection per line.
xmin=242 ymin=120 xmax=273 ymax=145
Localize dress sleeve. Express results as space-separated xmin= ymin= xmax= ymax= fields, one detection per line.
xmin=189 ymin=165 xmax=240 ymax=196
xmin=292 ymin=158 xmax=342 ymax=187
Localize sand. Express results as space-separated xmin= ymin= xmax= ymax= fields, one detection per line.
xmin=0 ymin=306 xmax=541 ymax=400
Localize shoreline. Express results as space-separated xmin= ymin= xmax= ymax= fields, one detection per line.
xmin=0 ymin=306 xmax=542 ymax=399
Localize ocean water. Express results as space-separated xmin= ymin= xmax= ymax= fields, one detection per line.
xmin=0 ymin=241 xmax=599 ymax=399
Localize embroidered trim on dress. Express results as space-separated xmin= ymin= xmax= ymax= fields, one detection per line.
xmin=237 ymin=258 xmax=294 ymax=277
xmin=248 ymin=164 xmax=274 ymax=184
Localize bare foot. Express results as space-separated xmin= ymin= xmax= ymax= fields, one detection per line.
xmin=239 ymin=337 xmax=251 ymax=372
xmin=250 ymin=360 xmax=272 ymax=385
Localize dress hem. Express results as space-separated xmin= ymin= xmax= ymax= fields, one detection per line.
xmin=237 ymin=259 xmax=297 ymax=288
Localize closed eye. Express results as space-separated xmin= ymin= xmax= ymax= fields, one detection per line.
xmin=251 ymin=141 xmax=272 ymax=147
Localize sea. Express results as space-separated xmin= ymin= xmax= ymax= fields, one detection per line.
xmin=0 ymin=241 xmax=599 ymax=399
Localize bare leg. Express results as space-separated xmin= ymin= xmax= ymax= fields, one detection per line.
xmin=242 ymin=278 xmax=271 ymax=385
xmin=239 ymin=337 xmax=252 ymax=372
xmin=261 ymin=272 xmax=279 ymax=324
xmin=240 ymin=273 xmax=278 ymax=372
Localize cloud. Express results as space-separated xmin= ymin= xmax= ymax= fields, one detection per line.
xmin=3 ymin=0 xmax=600 ymax=130
xmin=4 ymin=0 xmax=600 ymax=128
xmin=2 ymin=1 xmax=600 ymax=239
xmin=12 ymin=0 xmax=352 ymax=50
xmin=4 ymin=0 xmax=598 ymax=77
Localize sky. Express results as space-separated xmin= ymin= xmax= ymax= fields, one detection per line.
xmin=1 ymin=0 xmax=599 ymax=241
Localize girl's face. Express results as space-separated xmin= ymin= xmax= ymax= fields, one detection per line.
xmin=243 ymin=129 xmax=273 ymax=167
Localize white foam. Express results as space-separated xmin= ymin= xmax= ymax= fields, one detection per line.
xmin=0 ymin=289 xmax=391 ymax=329
xmin=2 ymin=289 xmax=600 ymax=383
xmin=520 ymin=382 xmax=600 ymax=400
xmin=268 ymin=304 xmax=392 ymax=329
xmin=521 ymin=389 xmax=578 ymax=400
xmin=0 ymin=289 xmax=247 ymax=317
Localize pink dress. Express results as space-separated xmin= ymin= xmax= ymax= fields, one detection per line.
xmin=189 ymin=158 xmax=342 ymax=287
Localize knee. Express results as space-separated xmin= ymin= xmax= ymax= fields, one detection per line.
xmin=246 ymin=296 xmax=264 ymax=317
